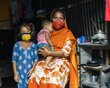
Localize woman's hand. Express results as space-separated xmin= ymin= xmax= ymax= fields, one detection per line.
xmin=38 ymin=47 xmax=50 ymax=57
xmin=14 ymin=73 xmax=19 ymax=82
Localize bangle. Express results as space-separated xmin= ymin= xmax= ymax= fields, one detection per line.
xmin=50 ymin=46 xmax=54 ymax=51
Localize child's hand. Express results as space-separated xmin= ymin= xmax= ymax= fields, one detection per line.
xmin=27 ymin=68 xmax=34 ymax=77
xmin=14 ymin=74 xmax=19 ymax=82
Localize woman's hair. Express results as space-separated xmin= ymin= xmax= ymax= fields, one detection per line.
xmin=16 ymin=23 xmax=36 ymax=42
xmin=41 ymin=20 xmax=52 ymax=28
xmin=51 ymin=8 xmax=66 ymax=20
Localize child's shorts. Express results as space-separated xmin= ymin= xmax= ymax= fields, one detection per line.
xmin=37 ymin=43 xmax=48 ymax=49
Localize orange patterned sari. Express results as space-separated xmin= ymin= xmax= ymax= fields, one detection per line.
xmin=28 ymin=28 xmax=78 ymax=88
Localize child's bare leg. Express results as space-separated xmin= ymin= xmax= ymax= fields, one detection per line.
xmin=45 ymin=56 xmax=53 ymax=67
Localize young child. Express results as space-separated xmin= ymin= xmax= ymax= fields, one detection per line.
xmin=12 ymin=23 xmax=38 ymax=88
xmin=37 ymin=20 xmax=54 ymax=67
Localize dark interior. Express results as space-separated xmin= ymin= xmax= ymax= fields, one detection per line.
xmin=0 ymin=0 xmax=110 ymax=88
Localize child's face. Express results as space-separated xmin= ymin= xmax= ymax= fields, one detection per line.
xmin=46 ymin=23 xmax=54 ymax=32
xmin=20 ymin=26 xmax=31 ymax=34
xmin=20 ymin=26 xmax=31 ymax=41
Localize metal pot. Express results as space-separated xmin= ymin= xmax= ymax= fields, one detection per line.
xmin=92 ymin=30 xmax=107 ymax=40
xmin=92 ymin=30 xmax=108 ymax=44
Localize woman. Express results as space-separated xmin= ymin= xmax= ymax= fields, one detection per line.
xmin=28 ymin=8 xmax=78 ymax=88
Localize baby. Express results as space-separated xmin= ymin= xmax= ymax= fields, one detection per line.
xmin=37 ymin=20 xmax=54 ymax=67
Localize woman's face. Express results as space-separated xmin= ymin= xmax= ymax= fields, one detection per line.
xmin=52 ymin=12 xmax=65 ymax=30
xmin=52 ymin=12 xmax=65 ymax=22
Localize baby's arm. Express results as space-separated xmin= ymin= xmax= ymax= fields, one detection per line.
xmin=45 ymin=32 xmax=53 ymax=50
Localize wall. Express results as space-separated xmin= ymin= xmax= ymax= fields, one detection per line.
xmin=65 ymin=0 xmax=105 ymax=38
xmin=37 ymin=0 xmax=105 ymax=38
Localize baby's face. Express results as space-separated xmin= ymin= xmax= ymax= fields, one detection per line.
xmin=46 ymin=23 xmax=54 ymax=32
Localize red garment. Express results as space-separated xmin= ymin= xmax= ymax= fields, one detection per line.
xmin=105 ymin=0 xmax=110 ymax=21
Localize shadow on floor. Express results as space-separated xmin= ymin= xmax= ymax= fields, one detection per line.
xmin=0 ymin=76 xmax=70 ymax=88
xmin=0 ymin=77 xmax=17 ymax=88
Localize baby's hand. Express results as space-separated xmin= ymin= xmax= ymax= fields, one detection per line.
xmin=14 ymin=73 xmax=19 ymax=82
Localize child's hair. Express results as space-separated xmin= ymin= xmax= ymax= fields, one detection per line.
xmin=16 ymin=23 xmax=35 ymax=41
xmin=19 ymin=23 xmax=34 ymax=33
xmin=41 ymin=20 xmax=52 ymax=28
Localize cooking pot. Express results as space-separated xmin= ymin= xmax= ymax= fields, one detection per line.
xmin=91 ymin=30 xmax=108 ymax=44
xmin=92 ymin=30 xmax=107 ymax=40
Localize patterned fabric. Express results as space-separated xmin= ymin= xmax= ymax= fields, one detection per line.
xmin=50 ymin=28 xmax=78 ymax=88
xmin=37 ymin=29 xmax=50 ymax=45
xmin=28 ymin=40 xmax=72 ymax=88
xmin=12 ymin=42 xmax=38 ymax=88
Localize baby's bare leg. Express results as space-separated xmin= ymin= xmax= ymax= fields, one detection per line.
xmin=45 ymin=56 xmax=53 ymax=67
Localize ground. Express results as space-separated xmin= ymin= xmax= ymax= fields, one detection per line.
xmin=0 ymin=77 xmax=17 ymax=88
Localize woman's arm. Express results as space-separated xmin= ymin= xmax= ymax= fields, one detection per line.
xmin=39 ymin=47 xmax=64 ymax=57
xmin=39 ymin=40 xmax=73 ymax=58
xmin=49 ymin=49 xmax=64 ymax=57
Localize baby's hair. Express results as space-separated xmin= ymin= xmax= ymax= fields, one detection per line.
xmin=41 ymin=20 xmax=52 ymax=28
